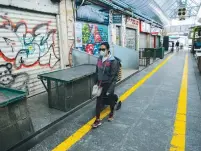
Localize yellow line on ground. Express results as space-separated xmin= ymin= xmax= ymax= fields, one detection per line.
xmin=52 ymin=55 xmax=173 ymax=151
xmin=169 ymin=54 xmax=188 ymax=151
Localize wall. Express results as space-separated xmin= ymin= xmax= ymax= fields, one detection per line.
xmin=0 ymin=0 xmax=59 ymax=14
xmin=59 ymin=0 xmax=74 ymax=67
xmin=110 ymin=13 xmax=123 ymax=51
xmin=113 ymin=45 xmax=139 ymax=70
xmin=72 ymin=49 xmax=97 ymax=67
xmin=122 ymin=15 xmax=127 ymax=47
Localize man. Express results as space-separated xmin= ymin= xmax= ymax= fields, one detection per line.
xmin=171 ymin=41 xmax=174 ymax=52
xmin=176 ymin=41 xmax=180 ymax=51
xmin=92 ymin=42 xmax=119 ymax=128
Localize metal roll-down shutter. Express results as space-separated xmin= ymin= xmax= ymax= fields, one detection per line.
xmin=140 ymin=33 xmax=147 ymax=48
xmin=0 ymin=7 xmax=61 ymax=96
xmin=125 ymin=28 xmax=136 ymax=50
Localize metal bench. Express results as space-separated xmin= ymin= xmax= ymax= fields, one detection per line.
xmin=38 ymin=64 xmax=96 ymax=112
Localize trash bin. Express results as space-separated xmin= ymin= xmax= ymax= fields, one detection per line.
xmin=0 ymin=87 xmax=34 ymax=151
xmin=156 ymin=47 xmax=165 ymax=59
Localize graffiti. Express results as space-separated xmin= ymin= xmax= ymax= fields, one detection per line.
xmin=0 ymin=15 xmax=60 ymax=69
xmin=75 ymin=22 xmax=108 ymax=56
xmin=0 ymin=63 xmax=29 ymax=92
xmin=76 ymin=2 xmax=109 ymax=25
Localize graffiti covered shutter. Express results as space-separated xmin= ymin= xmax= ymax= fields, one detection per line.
xmin=0 ymin=8 xmax=60 ymax=96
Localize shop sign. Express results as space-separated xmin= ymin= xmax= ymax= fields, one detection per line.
xmin=126 ymin=17 xmax=139 ymax=29
xmin=113 ymin=14 xmax=122 ymax=24
xmin=140 ymin=21 xmax=151 ymax=33
xmin=151 ymin=27 xmax=162 ymax=35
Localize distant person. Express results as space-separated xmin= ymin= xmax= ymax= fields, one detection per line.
xmin=171 ymin=42 xmax=174 ymax=52
xmin=92 ymin=42 xmax=120 ymax=128
xmin=176 ymin=41 xmax=180 ymax=51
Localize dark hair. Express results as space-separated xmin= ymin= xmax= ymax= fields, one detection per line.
xmin=100 ymin=42 xmax=110 ymax=49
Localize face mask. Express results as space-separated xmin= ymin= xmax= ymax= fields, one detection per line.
xmin=100 ymin=51 xmax=106 ymax=56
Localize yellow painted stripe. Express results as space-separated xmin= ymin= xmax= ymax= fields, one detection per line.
xmin=52 ymin=55 xmax=173 ymax=151
xmin=169 ymin=54 xmax=188 ymax=151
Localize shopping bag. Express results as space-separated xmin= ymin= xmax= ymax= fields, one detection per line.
xmin=92 ymin=85 xmax=102 ymax=97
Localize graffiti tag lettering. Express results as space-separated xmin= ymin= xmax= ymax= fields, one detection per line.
xmin=0 ymin=63 xmax=29 ymax=92
xmin=0 ymin=15 xmax=60 ymax=69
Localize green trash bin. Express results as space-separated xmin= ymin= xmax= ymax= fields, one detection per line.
xmin=144 ymin=48 xmax=157 ymax=60
xmin=156 ymin=47 xmax=165 ymax=59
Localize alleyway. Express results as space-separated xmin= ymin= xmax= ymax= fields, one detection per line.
xmin=29 ymin=51 xmax=201 ymax=151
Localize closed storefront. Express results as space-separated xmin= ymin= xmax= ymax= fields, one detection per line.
xmin=151 ymin=27 xmax=162 ymax=48
xmin=126 ymin=28 xmax=136 ymax=49
xmin=0 ymin=8 xmax=61 ymax=96
xmin=125 ymin=17 xmax=139 ymax=50
xmin=140 ymin=33 xmax=147 ymax=48
xmin=140 ymin=21 xmax=151 ymax=48
xmin=151 ymin=36 xmax=155 ymax=48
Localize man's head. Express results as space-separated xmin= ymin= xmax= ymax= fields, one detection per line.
xmin=99 ymin=42 xmax=110 ymax=57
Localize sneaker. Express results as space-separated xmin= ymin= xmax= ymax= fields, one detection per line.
xmin=108 ymin=113 xmax=114 ymax=122
xmin=116 ymin=101 xmax=122 ymax=110
xmin=92 ymin=119 xmax=102 ymax=128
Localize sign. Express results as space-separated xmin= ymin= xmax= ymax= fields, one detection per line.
xmin=189 ymin=30 xmax=201 ymax=39
xmin=126 ymin=17 xmax=139 ymax=29
xmin=113 ymin=14 xmax=122 ymax=24
xmin=140 ymin=21 xmax=151 ymax=33
xmin=151 ymin=27 xmax=162 ymax=35
xmin=76 ymin=1 xmax=109 ymax=25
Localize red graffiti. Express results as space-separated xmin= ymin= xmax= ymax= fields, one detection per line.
xmin=0 ymin=15 xmax=60 ymax=69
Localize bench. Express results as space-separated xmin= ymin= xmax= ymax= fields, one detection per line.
xmin=38 ymin=64 xmax=96 ymax=112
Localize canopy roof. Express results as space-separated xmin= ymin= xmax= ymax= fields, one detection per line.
xmin=120 ymin=0 xmax=201 ymax=25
